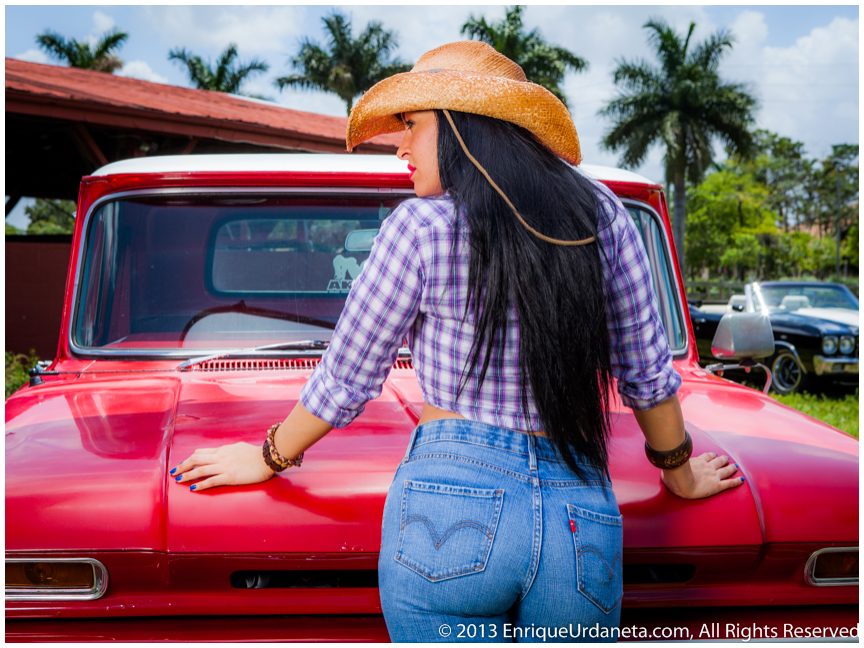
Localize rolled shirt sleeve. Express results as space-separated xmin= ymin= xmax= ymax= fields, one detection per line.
xmin=300 ymin=202 xmax=423 ymax=428
xmin=598 ymin=189 xmax=682 ymax=410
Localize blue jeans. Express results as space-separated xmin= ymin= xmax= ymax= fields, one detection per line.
xmin=379 ymin=419 xmax=623 ymax=643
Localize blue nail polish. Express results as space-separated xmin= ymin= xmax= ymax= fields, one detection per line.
xmin=190 ymin=485 xmax=196 ymax=491
xmin=175 ymin=475 xmax=182 ymax=482
xmin=740 ymin=476 xmax=745 ymax=482
xmin=170 ymin=468 xmax=176 ymax=475
xmin=734 ymin=463 xmax=739 ymax=468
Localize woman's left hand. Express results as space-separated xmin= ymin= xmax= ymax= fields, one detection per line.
xmin=661 ymin=451 xmax=744 ymax=500
xmin=171 ymin=442 xmax=276 ymax=491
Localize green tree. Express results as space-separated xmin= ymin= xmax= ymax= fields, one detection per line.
xmin=685 ymin=168 xmax=776 ymax=279
xmin=169 ymin=43 xmax=269 ymax=96
xmin=720 ymin=232 xmax=763 ymax=281
xmin=732 ymin=130 xmax=814 ymax=231
xmin=772 ymin=231 xmax=814 ymax=278
xmin=36 ymin=28 xmax=128 ymax=73
xmin=840 ymin=212 xmax=859 ymax=268
xmin=24 ymin=199 xmax=76 ymax=235
xmin=808 ymin=145 xmax=858 ymax=260
xmin=600 ymin=19 xmax=758 ymax=277
xmin=276 ymin=11 xmax=412 ymax=115
xmin=460 ymin=5 xmax=588 ymax=108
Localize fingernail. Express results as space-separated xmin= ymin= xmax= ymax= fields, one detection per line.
xmin=740 ymin=477 xmax=745 ymax=482
xmin=734 ymin=463 xmax=739 ymax=468
xmin=175 ymin=476 xmax=182 ymax=482
xmin=170 ymin=468 xmax=176 ymax=475
xmin=190 ymin=485 xmax=196 ymax=491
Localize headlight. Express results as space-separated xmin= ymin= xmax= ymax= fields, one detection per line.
xmin=804 ymin=547 xmax=859 ymax=586
xmin=5 ymin=558 xmax=108 ymax=600
xmin=822 ymin=336 xmax=838 ymax=355
xmin=839 ymin=336 xmax=855 ymax=355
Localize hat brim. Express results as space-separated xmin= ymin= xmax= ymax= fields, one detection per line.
xmin=346 ymin=69 xmax=581 ymax=165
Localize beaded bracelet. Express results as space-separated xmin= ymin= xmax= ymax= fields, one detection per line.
xmin=644 ymin=430 xmax=692 ymax=469
xmin=262 ymin=423 xmax=304 ymax=473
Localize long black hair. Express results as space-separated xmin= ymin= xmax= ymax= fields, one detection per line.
xmin=435 ymin=109 xmax=615 ymax=479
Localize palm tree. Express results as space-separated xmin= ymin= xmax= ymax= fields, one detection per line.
xmin=169 ymin=44 xmax=269 ymax=96
xmin=461 ymin=5 xmax=587 ymax=108
xmin=276 ymin=11 xmax=412 ymax=115
xmin=35 ymin=28 xmax=128 ymax=73
xmin=600 ymin=19 xmax=757 ymax=275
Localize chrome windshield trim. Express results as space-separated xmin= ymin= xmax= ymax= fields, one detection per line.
xmin=803 ymin=547 xmax=859 ymax=587
xmin=619 ymin=198 xmax=689 ymax=358
xmin=5 ymin=558 xmax=109 ymax=601
xmin=68 ymin=187 xmax=413 ymax=359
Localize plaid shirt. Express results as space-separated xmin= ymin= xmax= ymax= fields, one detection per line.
xmin=301 ymin=182 xmax=682 ymax=430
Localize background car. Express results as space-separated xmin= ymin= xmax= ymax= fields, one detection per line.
xmin=690 ymin=281 xmax=859 ymax=394
xmin=6 ymin=156 xmax=858 ymax=642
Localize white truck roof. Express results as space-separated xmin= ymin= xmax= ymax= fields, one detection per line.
xmin=91 ymin=154 xmax=658 ymax=186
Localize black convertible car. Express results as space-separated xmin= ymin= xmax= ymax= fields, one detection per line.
xmin=690 ymin=281 xmax=859 ymax=394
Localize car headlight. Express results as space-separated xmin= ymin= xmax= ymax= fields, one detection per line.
xmin=804 ymin=547 xmax=859 ymax=586
xmin=5 ymin=558 xmax=108 ymax=600
xmin=822 ymin=336 xmax=838 ymax=355
xmin=839 ymin=336 xmax=855 ymax=355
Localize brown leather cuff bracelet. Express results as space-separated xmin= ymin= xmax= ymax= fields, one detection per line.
xmin=645 ymin=430 xmax=693 ymax=469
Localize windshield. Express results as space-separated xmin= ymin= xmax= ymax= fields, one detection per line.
xmin=760 ymin=284 xmax=859 ymax=313
xmin=73 ymin=194 xmax=407 ymax=351
xmin=73 ymin=191 xmax=686 ymax=356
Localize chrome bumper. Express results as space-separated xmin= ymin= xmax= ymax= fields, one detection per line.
xmin=812 ymin=355 xmax=859 ymax=376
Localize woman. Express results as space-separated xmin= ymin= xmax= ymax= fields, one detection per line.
xmin=171 ymin=42 xmax=743 ymax=642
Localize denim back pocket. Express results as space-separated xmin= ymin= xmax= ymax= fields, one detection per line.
xmin=395 ymin=480 xmax=504 ymax=582
xmin=567 ymin=504 xmax=623 ymax=614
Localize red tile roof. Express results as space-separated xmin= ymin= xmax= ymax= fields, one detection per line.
xmin=5 ymin=58 xmax=401 ymax=154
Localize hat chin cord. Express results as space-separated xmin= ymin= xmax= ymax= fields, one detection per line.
xmin=441 ymin=109 xmax=595 ymax=247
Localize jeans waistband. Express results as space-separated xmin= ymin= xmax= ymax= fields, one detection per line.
xmin=403 ymin=418 xmax=602 ymax=472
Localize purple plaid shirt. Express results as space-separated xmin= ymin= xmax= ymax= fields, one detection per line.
xmin=301 ymin=181 xmax=682 ymax=430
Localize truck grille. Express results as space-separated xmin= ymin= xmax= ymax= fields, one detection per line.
xmin=192 ymin=358 xmax=413 ymax=372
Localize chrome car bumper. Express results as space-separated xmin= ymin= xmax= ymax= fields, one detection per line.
xmin=812 ymin=356 xmax=859 ymax=376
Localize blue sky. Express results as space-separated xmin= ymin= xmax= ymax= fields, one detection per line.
xmin=5 ymin=5 xmax=859 ymax=227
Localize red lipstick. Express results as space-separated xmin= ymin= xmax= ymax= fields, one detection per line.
xmin=407 ymin=164 xmax=416 ymax=178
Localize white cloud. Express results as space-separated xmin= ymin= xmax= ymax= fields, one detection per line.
xmin=117 ymin=61 xmax=169 ymax=84
xmin=92 ymin=10 xmax=116 ymax=34
xmin=139 ymin=6 xmax=307 ymax=54
xmin=14 ymin=48 xmax=50 ymax=65
xmin=721 ymin=15 xmax=859 ymax=160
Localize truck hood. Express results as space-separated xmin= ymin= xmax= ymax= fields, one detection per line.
xmin=6 ymin=370 xmax=857 ymax=554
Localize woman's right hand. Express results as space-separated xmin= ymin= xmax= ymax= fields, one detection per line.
xmin=661 ymin=451 xmax=744 ymax=500
xmin=171 ymin=442 xmax=276 ymax=492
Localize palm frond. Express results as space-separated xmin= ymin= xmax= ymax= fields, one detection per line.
xmin=92 ymin=29 xmax=128 ymax=61
xmin=690 ymin=29 xmax=734 ymax=70
xmin=460 ymin=16 xmax=496 ymax=44
xmin=278 ymin=9 xmax=411 ymax=113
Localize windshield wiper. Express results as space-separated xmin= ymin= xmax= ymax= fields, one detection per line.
xmin=177 ymin=340 xmax=329 ymax=371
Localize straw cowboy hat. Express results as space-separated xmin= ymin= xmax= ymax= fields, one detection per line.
xmin=346 ymin=40 xmax=582 ymax=166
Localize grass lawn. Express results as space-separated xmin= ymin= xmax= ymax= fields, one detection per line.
xmin=771 ymin=389 xmax=859 ymax=439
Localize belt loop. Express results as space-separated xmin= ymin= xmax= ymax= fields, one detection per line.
xmin=401 ymin=423 xmax=422 ymax=465
xmin=527 ymin=433 xmax=538 ymax=471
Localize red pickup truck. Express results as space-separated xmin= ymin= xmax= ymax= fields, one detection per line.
xmin=5 ymin=154 xmax=858 ymax=642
